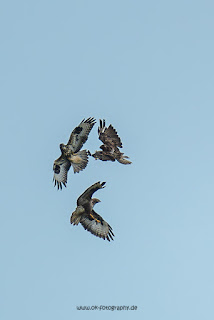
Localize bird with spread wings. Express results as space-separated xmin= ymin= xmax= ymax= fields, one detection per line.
xmin=53 ymin=117 xmax=96 ymax=189
xmin=91 ymin=119 xmax=132 ymax=164
xmin=70 ymin=182 xmax=114 ymax=241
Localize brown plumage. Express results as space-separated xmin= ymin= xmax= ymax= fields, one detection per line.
xmin=53 ymin=117 xmax=96 ymax=189
xmin=70 ymin=182 xmax=114 ymax=241
xmin=91 ymin=119 xmax=132 ymax=165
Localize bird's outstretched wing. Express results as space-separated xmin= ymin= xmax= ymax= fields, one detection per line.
xmin=98 ymin=119 xmax=122 ymax=148
xmin=67 ymin=117 xmax=96 ymax=153
xmin=53 ymin=155 xmax=71 ymax=189
xmin=80 ymin=210 xmax=114 ymax=241
xmin=77 ymin=181 xmax=106 ymax=206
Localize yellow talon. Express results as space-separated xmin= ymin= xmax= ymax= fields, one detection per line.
xmin=90 ymin=213 xmax=101 ymax=223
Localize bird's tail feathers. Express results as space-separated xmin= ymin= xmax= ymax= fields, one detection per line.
xmin=71 ymin=150 xmax=89 ymax=173
xmin=70 ymin=213 xmax=81 ymax=225
xmin=117 ymin=153 xmax=132 ymax=165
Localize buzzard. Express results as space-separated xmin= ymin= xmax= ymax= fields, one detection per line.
xmin=91 ymin=119 xmax=132 ymax=164
xmin=53 ymin=117 xmax=96 ymax=189
xmin=70 ymin=182 xmax=114 ymax=241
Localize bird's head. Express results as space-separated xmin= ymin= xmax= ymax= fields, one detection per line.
xmin=91 ymin=198 xmax=101 ymax=207
xmin=60 ymin=143 xmax=66 ymax=152
xmin=92 ymin=151 xmax=99 ymax=160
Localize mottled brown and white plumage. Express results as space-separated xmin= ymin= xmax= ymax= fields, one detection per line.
xmin=91 ymin=119 xmax=132 ymax=165
xmin=53 ymin=117 xmax=96 ymax=189
xmin=70 ymin=182 xmax=114 ymax=241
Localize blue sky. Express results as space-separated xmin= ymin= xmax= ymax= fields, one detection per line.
xmin=1 ymin=1 xmax=214 ymax=319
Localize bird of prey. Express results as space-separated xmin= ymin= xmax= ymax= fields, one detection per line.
xmin=91 ymin=119 xmax=132 ymax=164
xmin=53 ymin=117 xmax=96 ymax=189
xmin=70 ymin=182 xmax=114 ymax=241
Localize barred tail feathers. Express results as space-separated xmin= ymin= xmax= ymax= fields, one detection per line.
xmin=117 ymin=153 xmax=132 ymax=165
xmin=70 ymin=213 xmax=81 ymax=225
xmin=70 ymin=150 xmax=89 ymax=173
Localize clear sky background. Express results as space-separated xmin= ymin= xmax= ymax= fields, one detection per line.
xmin=1 ymin=1 xmax=214 ymax=319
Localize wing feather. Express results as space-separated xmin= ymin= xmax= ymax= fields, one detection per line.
xmin=80 ymin=210 xmax=114 ymax=241
xmin=98 ymin=119 xmax=122 ymax=148
xmin=53 ymin=155 xmax=71 ymax=189
xmin=67 ymin=117 xmax=96 ymax=153
xmin=77 ymin=181 xmax=106 ymax=206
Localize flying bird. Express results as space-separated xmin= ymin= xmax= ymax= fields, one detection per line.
xmin=91 ymin=119 xmax=132 ymax=164
xmin=53 ymin=117 xmax=96 ymax=189
xmin=70 ymin=182 xmax=114 ymax=241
